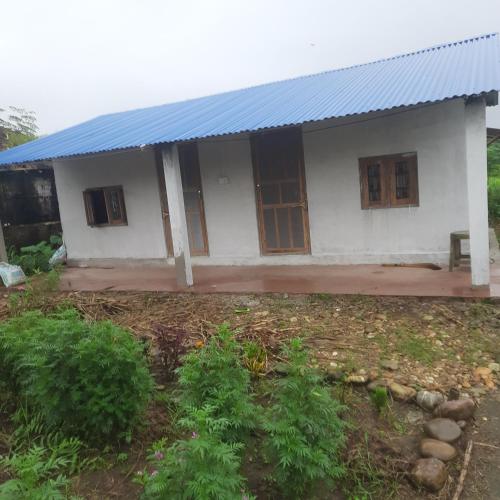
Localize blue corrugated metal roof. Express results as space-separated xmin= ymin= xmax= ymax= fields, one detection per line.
xmin=1 ymin=33 xmax=500 ymax=166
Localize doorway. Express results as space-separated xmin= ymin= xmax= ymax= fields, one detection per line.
xmin=251 ymin=128 xmax=310 ymax=255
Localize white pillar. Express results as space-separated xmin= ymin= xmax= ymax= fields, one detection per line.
xmin=465 ymin=99 xmax=490 ymax=287
xmin=161 ymin=144 xmax=193 ymax=287
xmin=0 ymin=220 xmax=7 ymax=262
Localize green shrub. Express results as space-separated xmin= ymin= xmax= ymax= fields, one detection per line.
xmin=0 ymin=308 xmax=153 ymax=442
xmin=141 ymin=406 xmax=253 ymax=500
xmin=488 ymin=176 xmax=500 ymax=220
xmin=263 ymin=338 xmax=346 ymax=498
xmin=176 ymin=324 xmax=256 ymax=443
xmin=8 ymin=235 xmax=62 ymax=276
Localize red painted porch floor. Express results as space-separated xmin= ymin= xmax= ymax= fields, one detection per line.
xmin=60 ymin=263 xmax=500 ymax=298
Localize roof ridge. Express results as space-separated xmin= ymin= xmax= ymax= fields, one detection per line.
xmin=100 ymin=32 xmax=499 ymax=119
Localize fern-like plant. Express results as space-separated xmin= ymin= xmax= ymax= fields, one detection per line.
xmin=0 ymin=438 xmax=81 ymax=499
xmin=263 ymin=338 xmax=346 ymax=498
xmin=0 ymin=308 xmax=153 ymax=442
xmin=141 ymin=405 xmax=253 ymax=500
xmin=176 ymin=324 xmax=256 ymax=443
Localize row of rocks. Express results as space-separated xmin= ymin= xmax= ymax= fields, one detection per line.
xmin=410 ymin=399 xmax=476 ymax=492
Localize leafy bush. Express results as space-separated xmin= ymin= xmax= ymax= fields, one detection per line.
xmin=176 ymin=324 xmax=256 ymax=442
xmin=0 ymin=308 xmax=153 ymax=442
xmin=141 ymin=406 xmax=253 ymax=500
xmin=488 ymin=176 xmax=500 ymax=220
xmin=8 ymin=235 xmax=62 ymax=276
xmin=242 ymin=340 xmax=268 ymax=377
xmin=263 ymin=338 xmax=346 ymax=498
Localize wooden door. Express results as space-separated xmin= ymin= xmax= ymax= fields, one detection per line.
xmin=251 ymin=128 xmax=310 ymax=255
xmin=178 ymin=143 xmax=209 ymax=256
xmin=154 ymin=149 xmax=174 ymax=256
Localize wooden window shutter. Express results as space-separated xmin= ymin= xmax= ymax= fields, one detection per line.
xmin=83 ymin=190 xmax=95 ymax=226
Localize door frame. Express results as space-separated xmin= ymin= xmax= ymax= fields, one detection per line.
xmin=250 ymin=127 xmax=311 ymax=255
xmin=154 ymin=144 xmax=209 ymax=257
xmin=178 ymin=142 xmax=210 ymax=257
xmin=154 ymin=148 xmax=174 ymax=257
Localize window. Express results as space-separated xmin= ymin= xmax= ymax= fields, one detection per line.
xmin=359 ymin=153 xmax=418 ymax=209
xmin=83 ymin=186 xmax=127 ymax=226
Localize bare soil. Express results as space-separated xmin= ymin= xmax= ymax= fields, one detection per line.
xmin=0 ymin=290 xmax=499 ymax=499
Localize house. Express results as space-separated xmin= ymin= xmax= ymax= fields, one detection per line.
xmin=0 ymin=34 xmax=499 ymax=290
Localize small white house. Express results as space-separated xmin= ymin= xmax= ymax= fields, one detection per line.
xmin=1 ymin=34 xmax=499 ymax=289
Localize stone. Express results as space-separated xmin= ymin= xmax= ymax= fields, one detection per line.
xmin=416 ymin=390 xmax=446 ymax=412
xmin=419 ymin=439 xmax=457 ymax=462
xmin=456 ymin=420 xmax=467 ymax=429
xmin=367 ymin=379 xmax=389 ymax=391
xmin=489 ymin=362 xmax=500 ymax=373
xmin=433 ymin=399 xmax=475 ymax=421
xmin=424 ymin=418 xmax=461 ymax=443
xmin=475 ymin=366 xmax=492 ymax=377
xmin=410 ymin=458 xmax=448 ymax=492
xmin=346 ymin=374 xmax=368 ymax=384
xmin=406 ymin=409 xmax=424 ymax=425
xmin=388 ymin=382 xmax=416 ymax=401
xmin=422 ymin=315 xmax=434 ymax=322
xmin=380 ymin=359 xmax=399 ymax=370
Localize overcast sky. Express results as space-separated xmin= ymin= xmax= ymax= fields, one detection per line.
xmin=2 ymin=0 xmax=500 ymax=135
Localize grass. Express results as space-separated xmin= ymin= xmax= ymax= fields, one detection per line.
xmin=393 ymin=328 xmax=442 ymax=365
xmin=343 ymin=432 xmax=400 ymax=500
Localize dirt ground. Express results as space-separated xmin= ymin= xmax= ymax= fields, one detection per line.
xmin=0 ymin=290 xmax=499 ymax=499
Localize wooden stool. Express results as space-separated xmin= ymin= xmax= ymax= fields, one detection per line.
xmin=449 ymin=230 xmax=470 ymax=271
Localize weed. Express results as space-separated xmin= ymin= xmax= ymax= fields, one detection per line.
xmin=141 ymin=406 xmax=254 ymax=500
xmin=8 ymin=235 xmax=62 ymax=276
xmin=263 ymin=338 xmax=346 ymax=498
xmin=177 ymin=324 xmax=257 ymax=443
xmin=7 ymin=268 xmax=61 ymax=316
xmin=0 ymin=308 xmax=153 ymax=443
xmin=394 ymin=328 xmax=440 ymax=365
xmin=153 ymin=324 xmax=188 ymax=380
xmin=370 ymin=387 xmax=390 ymax=414
xmin=343 ymin=432 xmax=399 ymax=500
xmin=242 ymin=340 xmax=268 ymax=377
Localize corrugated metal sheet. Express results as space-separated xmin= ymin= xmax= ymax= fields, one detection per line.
xmin=1 ymin=33 xmax=499 ymax=166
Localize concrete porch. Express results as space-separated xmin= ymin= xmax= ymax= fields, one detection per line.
xmin=60 ymin=263 xmax=500 ymax=298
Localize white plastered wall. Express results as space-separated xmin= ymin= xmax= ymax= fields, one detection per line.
xmin=54 ymin=98 xmax=480 ymax=267
xmin=52 ymin=149 xmax=168 ymax=262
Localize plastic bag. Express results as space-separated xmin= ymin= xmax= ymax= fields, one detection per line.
xmin=0 ymin=262 xmax=26 ymax=287
xmin=49 ymin=244 xmax=67 ymax=268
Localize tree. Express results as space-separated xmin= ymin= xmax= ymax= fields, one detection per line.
xmin=0 ymin=106 xmax=38 ymax=150
xmin=488 ymin=141 xmax=500 ymax=178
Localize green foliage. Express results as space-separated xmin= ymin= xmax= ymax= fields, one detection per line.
xmin=488 ymin=141 xmax=500 ymax=178
xmin=8 ymin=235 xmax=62 ymax=276
xmin=0 ymin=106 xmax=38 ymax=150
xmin=488 ymin=176 xmax=500 ymax=220
xmin=0 ymin=444 xmax=72 ymax=499
xmin=141 ymin=406 xmax=253 ymax=500
xmin=177 ymin=324 xmax=256 ymax=442
xmin=242 ymin=340 xmax=267 ymax=377
xmin=343 ymin=433 xmax=399 ymax=500
xmin=0 ymin=308 xmax=153 ymax=443
xmin=263 ymin=338 xmax=346 ymax=498
xmin=369 ymin=387 xmax=390 ymax=414
xmin=8 ymin=269 xmax=61 ymax=315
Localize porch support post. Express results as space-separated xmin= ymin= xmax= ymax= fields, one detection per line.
xmin=465 ymin=98 xmax=490 ymax=287
xmin=161 ymin=144 xmax=193 ymax=287
xmin=0 ymin=220 xmax=7 ymax=262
